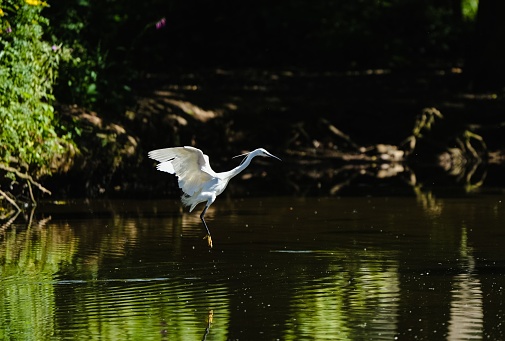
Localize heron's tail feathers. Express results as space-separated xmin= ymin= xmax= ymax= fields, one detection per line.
xmin=181 ymin=194 xmax=195 ymax=210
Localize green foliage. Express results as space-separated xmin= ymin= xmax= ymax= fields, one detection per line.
xmin=0 ymin=0 xmax=72 ymax=176
xmin=44 ymin=0 xmax=136 ymax=115
xmin=462 ymin=0 xmax=479 ymax=21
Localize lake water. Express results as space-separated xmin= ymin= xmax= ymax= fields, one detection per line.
xmin=0 ymin=193 xmax=504 ymax=340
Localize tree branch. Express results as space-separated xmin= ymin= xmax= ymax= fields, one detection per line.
xmin=0 ymin=189 xmax=21 ymax=212
xmin=0 ymin=164 xmax=52 ymax=195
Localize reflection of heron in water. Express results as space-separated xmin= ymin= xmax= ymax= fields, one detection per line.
xmin=148 ymin=146 xmax=281 ymax=247
xmin=202 ymin=309 xmax=213 ymax=341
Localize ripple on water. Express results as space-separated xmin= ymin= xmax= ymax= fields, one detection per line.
xmin=272 ymin=249 xmax=401 ymax=340
xmin=52 ymin=274 xmax=230 ymax=340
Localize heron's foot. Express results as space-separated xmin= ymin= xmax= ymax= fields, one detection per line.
xmin=203 ymin=234 xmax=213 ymax=248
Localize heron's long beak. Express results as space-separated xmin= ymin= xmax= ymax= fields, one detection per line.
xmin=266 ymin=152 xmax=282 ymax=161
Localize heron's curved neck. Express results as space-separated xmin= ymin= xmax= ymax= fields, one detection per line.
xmin=223 ymin=152 xmax=257 ymax=179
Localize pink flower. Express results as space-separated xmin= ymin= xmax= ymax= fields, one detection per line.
xmin=155 ymin=18 xmax=166 ymax=30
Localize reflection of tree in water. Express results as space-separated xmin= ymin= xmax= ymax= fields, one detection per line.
xmin=0 ymin=195 xmax=501 ymax=339
xmin=0 ymin=213 xmax=77 ymax=340
xmin=412 ymin=185 xmax=444 ymax=217
xmin=282 ymin=250 xmax=400 ymax=340
xmin=0 ymin=211 xmax=75 ymax=276
xmin=0 ymin=202 xmax=229 ymax=340
xmin=448 ymin=225 xmax=484 ymax=340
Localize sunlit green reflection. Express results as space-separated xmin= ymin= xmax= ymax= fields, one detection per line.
xmin=0 ymin=222 xmax=76 ymax=340
xmin=54 ymin=281 xmax=229 ymax=340
xmin=0 ymin=196 xmax=503 ymax=340
xmin=0 ymin=213 xmax=231 ymax=341
xmin=448 ymin=225 xmax=483 ymax=339
xmin=283 ymin=251 xmax=399 ymax=340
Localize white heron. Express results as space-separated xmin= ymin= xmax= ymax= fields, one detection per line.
xmin=148 ymin=146 xmax=281 ymax=247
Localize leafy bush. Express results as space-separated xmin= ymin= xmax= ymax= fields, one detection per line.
xmin=44 ymin=0 xmax=137 ymax=115
xmin=0 ymin=0 xmax=73 ymax=198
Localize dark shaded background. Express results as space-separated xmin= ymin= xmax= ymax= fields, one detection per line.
xmin=41 ymin=0 xmax=505 ymax=198
xmin=50 ymin=1 xmax=472 ymax=68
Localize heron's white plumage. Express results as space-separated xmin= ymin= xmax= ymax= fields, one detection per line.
xmin=148 ymin=146 xmax=216 ymax=199
xmin=156 ymin=161 xmax=175 ymax=174
xmin=148 ymin=146 xmax=281 ymax=247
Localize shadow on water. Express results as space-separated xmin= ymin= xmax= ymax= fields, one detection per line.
xmin=0 ymin=193 xmax=504 ymax=340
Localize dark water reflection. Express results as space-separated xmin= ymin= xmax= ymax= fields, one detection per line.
xmin=0 ymin=194 xmax=504 ymax=340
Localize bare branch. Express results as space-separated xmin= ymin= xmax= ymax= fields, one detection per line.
xmin=0 ymin=189 xmax=21 ymax=212
xmin=0 ymin=164 xmax=52 ymax=195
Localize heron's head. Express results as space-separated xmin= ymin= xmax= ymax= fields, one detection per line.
xmin=257 ymin=148 xmax=281 ymax=161
xmin=233 ymin=148 xmax=281 ymax=163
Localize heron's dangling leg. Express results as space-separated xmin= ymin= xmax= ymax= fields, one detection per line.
xmin=200 ymin=205 xmax=213 ymax=248
xmin=200 ymin=205 xmax=211 ymax=235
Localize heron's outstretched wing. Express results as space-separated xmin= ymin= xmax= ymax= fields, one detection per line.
xmin=148 ymin=146 xmax=216 ymax=196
